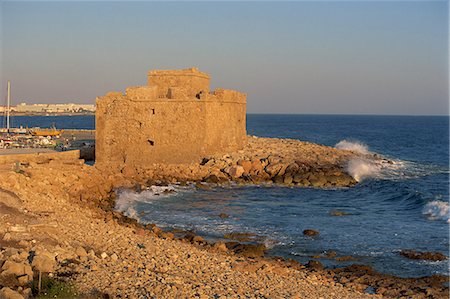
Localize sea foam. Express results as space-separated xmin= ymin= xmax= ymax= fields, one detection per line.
xmin=335 ymin=140 xmax=370 ymax=155
xmin=345 ymin=159 xmax=380 ymax=182
xmin=423 ymin=200 xmax=450 ymax=223
xmin=115 ymin=186 xmax=178 ymax=221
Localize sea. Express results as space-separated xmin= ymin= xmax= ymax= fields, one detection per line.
xmin=4 ymin=114 xmax=449 ymax=278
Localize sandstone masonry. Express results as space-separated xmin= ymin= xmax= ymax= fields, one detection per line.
xmin=96 ymin=68 xmax=247 ymax=167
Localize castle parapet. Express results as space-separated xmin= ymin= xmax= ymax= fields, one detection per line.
xmin=148 ymin=67 xmax=210 ymax=98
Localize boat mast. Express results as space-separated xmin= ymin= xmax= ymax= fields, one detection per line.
xmin=6 ymin=81 xmax=10 ymax=132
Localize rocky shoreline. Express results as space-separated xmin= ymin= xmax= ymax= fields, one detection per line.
xmin=0 ymin=136 xmax=448 ymax=298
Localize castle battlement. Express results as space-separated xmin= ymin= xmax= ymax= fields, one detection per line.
xmin=96 ymin=68 xmax=247 ymax=166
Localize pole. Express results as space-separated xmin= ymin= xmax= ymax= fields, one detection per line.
xmin=6 ymin=81 xmax=10 ymax=132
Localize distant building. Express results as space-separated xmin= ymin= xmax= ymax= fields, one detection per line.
xmin=0 ymin=103 xmax=95 ymax=113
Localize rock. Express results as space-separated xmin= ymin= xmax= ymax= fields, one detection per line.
xmin=31 ymin=254 xmax=56 ymax=273
xmin=265 ymin=163 xmax=283 ymax=177
xmin=335 ymin=256 xmax=357 ymax=262
xmin=306 ymin=260 xmax=324 ymax=270
xmin=0 ymin=287 xmax=24 ymax=299
xmin=1 ymin=261 xmax=33 ymax=278
xmin=325 ymin=251 xmax=337 ymax=258
xmin=272 ymin=175 xmax=284 ymax=184
xmin=227 ymin=166 xmax=244 ymax=178
xmin=213 ymin=242 xmax=228 ymax=252
xmin=160 ymin=232 xmax=174 ymax=240
xmin=330 ymin=210 xmax=351 ymax=216
xmin=303 ymin=229 xmax=320 ymax=236
xmin=192 ymin=236 xmax=205 ymax=243
xmin=110 ymin=253 xmax=118 ymax=262
xmin=237 ymin=160 xmax=252 ymax=174
xmin=3 ymin=233 xmax=12 ymax=241
xmin=75 ymin=246 xmax=88 ymax=257
xmin=218 ymin=213 xmax=229 ymax=219
xmin=399 ymin=250 xmax=448 ymax=261
xmin=152 ymin=226 xmax=163 ymax=235
xmin=100 ymin=252 xmax=108 ymax=259
xmin=251 ymin=160 xmax=263 ymax=172
xmin=203 ymin=174 xmax=220 ymax=184
xmin=226 ymin=243 xmax=266 ymax=258
xmin=283 ymin=174 xmax=293 ymax=184
xmin=285 ymin=163 xmax=300 ymax=174
xmin=308 ymin=175 xmax=327 ymax=187
xmin=223 ymin=232 xmax=256 ymax=242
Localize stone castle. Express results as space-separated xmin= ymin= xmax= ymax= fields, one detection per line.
xmin=96 ymin=68 xmax=247 ymax=167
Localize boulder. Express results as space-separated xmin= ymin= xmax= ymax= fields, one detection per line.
xmin=213 ymin=242 xmax=228 ymax=252
xmin=303 ymin=229 xmax=320 ymax=236
xmin=251 ymin=160 xmax=263 ymax=172
xmin=237 ymin=160 xmax=252 ymax=174
xmin=283 ymin=174 xmax=293 ymax=184
xmin=399 ymin=250 xmax=447 ymax=261
xmin=218 ymin=213 xmax=229 ymax=219
xmin=0 ymin=287 xmax=24 ymax=299
xmin=227 ymin=166 xmax=244 ymax=178
xmin=31 ymin=254 xmax=56 ymax=273
xmin=75 ymin=246 xmax=88 ymax=258
xmin=264 ymin=163 xmax=283 ymax=177
xmin=306 ymin=260 xmax=324 ymax=270
xmin=226 ymin=243 xmax=267 ymax=258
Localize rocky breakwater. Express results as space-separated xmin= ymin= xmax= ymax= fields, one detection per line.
xmin=200 ymin=136 xmax=358 ymax=187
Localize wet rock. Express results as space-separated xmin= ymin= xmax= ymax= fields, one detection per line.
xmin=308 ymin=175 xmax=327 ymax=187
xmin=203 ymin=175 xmax=220 ymax=184
xmin=272 ymin=175 xmax=284 ymax=184
xmin=306 ymin=260 xmax=324 ymax=270
xmin=303 ymin=229 xmax=319 ymax=236
xmin=223 ymin=232 xmax=256 ymax=242
xmin=330 ymin=210 xmax=351 ymax=216
xmin=226 ymin=243 xmax=266 ymax=258
xmin=218 ymin=213 xmax=229 ymax=219
xmin=283 ymin=174 xmax=293 ymax=184
xmin=399 ymin=250 xmax=448 ymax=261
xmin=335 ymin=256 xmax=357 ymax=262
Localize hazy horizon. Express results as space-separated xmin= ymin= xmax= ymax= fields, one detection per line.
xmin=1 ymin=1 xmax=448 ymax=115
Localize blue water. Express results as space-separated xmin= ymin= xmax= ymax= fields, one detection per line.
xmin=3 ymin=114 xmax=449 ymax=278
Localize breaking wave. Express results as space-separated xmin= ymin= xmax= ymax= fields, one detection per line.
xmin=115 ymin=186 xmax=179 ymax=221
xmin=336 ymin=139 xmax=448 ymax=182
xmin=346 ymin=159 xmax=380 ymax=182
xmin=423 ymin=201 xmax=450 ymax=223
xmin=335 ymin=140 xmax=370 ymax=155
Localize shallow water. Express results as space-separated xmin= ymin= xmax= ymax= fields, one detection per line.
xmin=4 ymin=114 xmax=449 ymax=278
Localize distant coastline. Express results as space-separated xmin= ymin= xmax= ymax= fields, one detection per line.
xmin=7 ymin=111 xmax=95 ymax=116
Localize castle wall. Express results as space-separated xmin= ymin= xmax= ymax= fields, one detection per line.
xmin=96 ymin=69 xmax=246 ymax=168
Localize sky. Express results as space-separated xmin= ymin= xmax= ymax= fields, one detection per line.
xmin=0 ymin=1 xmax=448 ymax=115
